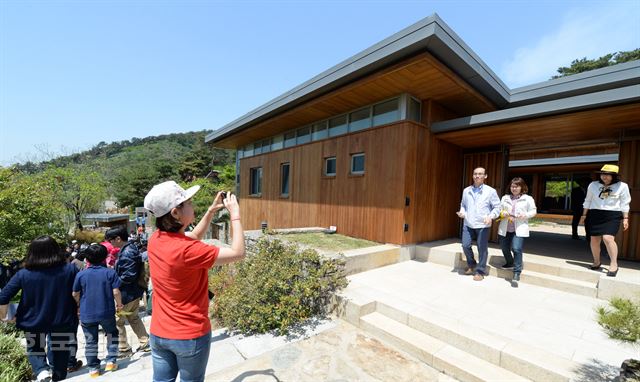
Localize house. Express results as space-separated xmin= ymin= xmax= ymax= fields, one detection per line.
xmin=205 ymin=14 xmax=640 ymax=260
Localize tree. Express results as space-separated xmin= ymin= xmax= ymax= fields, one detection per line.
xmin=552 ymin=49 xmax=640 ymax=79
xmin=0 ymin=168 xmax=66 ymax=264
xmin=43 ymin=166 xmax=108 ymax=230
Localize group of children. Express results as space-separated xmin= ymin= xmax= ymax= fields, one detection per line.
xmin=0 ymin=228 xmax=150 ymax=382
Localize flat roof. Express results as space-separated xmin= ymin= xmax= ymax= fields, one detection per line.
xmin=431 ymin=84 xmax=640 ymax=133
xmin=206 ymin=13 xmax=510 ymax=144
xmin=206 ymin=13 xmax=640 ymax=145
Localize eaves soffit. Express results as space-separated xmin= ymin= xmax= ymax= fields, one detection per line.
xmin=205 ymin=13 xmax=511 ymax=144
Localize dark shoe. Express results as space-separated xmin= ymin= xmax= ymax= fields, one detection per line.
xmin=571 ymin=235 xmax=581 ymax=240
xmin=606 ymin=268 xmax=618 ymax=277
xmin=117 ymin=349 xmax=133 ymax=359
xmin=67 ymin=360 xmax=83 ymax=372
xmin=501 ymin=263 xmax=514 ymax=269
xmin=513 ymin=273 xmax=521 ymax=281
xmin=589 ymin=263 xmax=602 ymax=270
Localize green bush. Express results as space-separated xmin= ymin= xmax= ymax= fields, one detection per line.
xmin=0 ymin=330 xmax=31 ymax=382
xmin=209 ymin=238 xmax=348 ymax=335
xmin=72 ymin=229 xmax=105 ymax=244
xmin=597 ymin=297 xmax=640 ymax=344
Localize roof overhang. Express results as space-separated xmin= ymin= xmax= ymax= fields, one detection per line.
xmin=205 ymin=13 xmax=640 ymax=149
xmin=431 ymin=84 xmax=640 ymax=134
xmin=206 ymin=13 xmax=510 ymax=146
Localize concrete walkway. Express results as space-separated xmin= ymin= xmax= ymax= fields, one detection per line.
xmin=339 ymin=260 xmax=639 ymax=382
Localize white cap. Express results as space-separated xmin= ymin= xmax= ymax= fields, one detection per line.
xmin=144 ymin=181 xmax=201 ymax=217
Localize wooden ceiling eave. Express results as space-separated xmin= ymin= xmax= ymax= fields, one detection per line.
xmin=211 ymin=52 xmax=497 ymax=149
xmin=435 ymin=103 xmax=640 ymax=149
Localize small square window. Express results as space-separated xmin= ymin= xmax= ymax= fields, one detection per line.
xmin=324 ymin=157 xmax=336 ymax=176
xmin=250 ymin=167 xmax=262 ymax=195
xmin=351 ymin=153 xmax=365 ymax=175
xmin=281 ymin=163 xmax=290 ymax=197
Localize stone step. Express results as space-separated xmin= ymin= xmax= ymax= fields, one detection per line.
xmin=360 ymin=312 xmax=531 ymax=382
xmin=416 ymin=244 xmax=600 ymax=297
xmin=487 ymin=254 xmax=601 ymax=283
xmin=489 ymin=268 xmax=598 ymax=297
xmin=373 ymin=301 xmax=579 ymax=382
xmin=337 ymin=244 xmax=403 ymax=275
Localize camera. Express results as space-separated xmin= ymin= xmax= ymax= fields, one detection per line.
xmin=220 ymin=191 xmax=227 ymax=200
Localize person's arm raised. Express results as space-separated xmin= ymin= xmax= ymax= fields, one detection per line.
xmin=215 ymin=194 xmax=245 ymax=265
xmin=187 ymin=191 xmax=226 ymax=240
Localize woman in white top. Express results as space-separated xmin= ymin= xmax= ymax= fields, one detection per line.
xmin=498 ymin=177 xmax=537 ymax=282
xmin=583 ymin=164 xmax=631 ymax=277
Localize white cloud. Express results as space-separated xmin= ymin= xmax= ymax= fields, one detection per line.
xmin=500 ymin=4 xmax=640 ymax=88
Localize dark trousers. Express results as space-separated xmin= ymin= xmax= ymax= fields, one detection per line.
xmin=571 ymin=210 xmax=582 ymax=237
xmin=25 ymin=329 xmax=74 ymax=381
xmin=81 ymin=318 xmax=119 ymax=369
xmin=46 ymin=322 xmax=78 ymax=368
xmin=500 ymin=232 xmax=524 ymax=274
xmin=461 ymin=226 xmax=490 ymax=275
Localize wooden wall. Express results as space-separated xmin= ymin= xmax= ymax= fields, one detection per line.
xmin=461 ymin=149 xmax=508 ymax=242
xmin=238 ymin=122 xmax=416 ymax=244
xmin=618 ymin=136 xmax=640 ymax=261
xmin=238 ymin=116 xmax=471 ymax=245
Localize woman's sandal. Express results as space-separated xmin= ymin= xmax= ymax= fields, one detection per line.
xmin=606 ymin=268 xmax=618 ymax=277
xmin=589 ymin=263 xmax=602 ymax=270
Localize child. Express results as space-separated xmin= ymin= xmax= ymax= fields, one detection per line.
xmin=72 ymin=244 xmax=123 ymax=377
xmin=0 ymin=236 xmax=79 ymax=382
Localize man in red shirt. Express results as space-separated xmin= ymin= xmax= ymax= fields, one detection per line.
xmin=144 ymin=181 xmax=245 ymax=382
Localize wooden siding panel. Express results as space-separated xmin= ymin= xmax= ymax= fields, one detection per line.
xmin=619 ymin=138 xmax=640 ymax=261
xmin=238 ymin=123 xmax=415 ymax=244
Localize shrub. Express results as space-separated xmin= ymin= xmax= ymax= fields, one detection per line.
xmin=0 ymin=330 xmax=31 ymax=382
xmin=597 ymin=297 xmax=640 ymax=344
xmin=209 ymin=238 xmax=348 ymax=335
xmin=72 ymin=229 xmax=105 ymax=244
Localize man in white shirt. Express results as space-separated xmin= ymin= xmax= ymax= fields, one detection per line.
xmin=456 ymin=167 xmax=501 ymax=281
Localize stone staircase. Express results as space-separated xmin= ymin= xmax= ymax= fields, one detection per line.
xmin=337 ymin=260 xmax=637 ymax=382
xmin=415 ymin=240 xmax=640 ymax=301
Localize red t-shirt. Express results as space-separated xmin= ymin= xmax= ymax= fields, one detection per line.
xmin=148 ymin=230 xmax=219 ymax=339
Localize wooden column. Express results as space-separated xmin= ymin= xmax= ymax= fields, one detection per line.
xmin=618 ymin=134 xmax=640 ymax=261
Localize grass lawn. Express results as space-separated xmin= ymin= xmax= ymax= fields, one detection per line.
xmin=273 ymin=232 xmax=379 ymax=252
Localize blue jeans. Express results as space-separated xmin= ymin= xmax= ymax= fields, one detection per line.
xmin=81 ymin=317 xmax=119 ymax=369
xmin=150 ymin=332 xmax=211 ymax=382
xmin=24 ymin=328 xmax=74 ymax=381
xmin=461 ymin=225 xmax=490 ymax=275
xmin=46 ymin=321 xmax=79 ymax=368
xmin=500 ymin=232 xmax=525 ymax=274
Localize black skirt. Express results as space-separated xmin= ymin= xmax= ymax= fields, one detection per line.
xmin=586 ymin=209 xmax=623 ymax=236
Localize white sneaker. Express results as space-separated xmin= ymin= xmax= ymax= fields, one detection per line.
xmin=36 ymin=369 xmax=52 ymax=382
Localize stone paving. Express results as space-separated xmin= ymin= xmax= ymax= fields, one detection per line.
xmin=65 ymin=314 xmax=450 ymax=381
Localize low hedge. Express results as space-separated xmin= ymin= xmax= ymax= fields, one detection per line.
xmin=209 ymin=238 xmax=347 ymax=335
xmin=0 ymin=324 xmax=31 ymax=382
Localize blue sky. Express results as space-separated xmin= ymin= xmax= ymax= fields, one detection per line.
xmin=1 ymin=0 xmax=638 ymax=166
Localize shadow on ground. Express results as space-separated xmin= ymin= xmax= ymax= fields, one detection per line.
xmin=573 ymin=358 xmax=620 ymax=382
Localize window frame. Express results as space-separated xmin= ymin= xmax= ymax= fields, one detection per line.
xmin=280 ymin=162 xmax=290 ymax=198
xmin=324 ymin=156 xmax=337 ymax=177
xmin=350 ymin=153 xmax=365 ymax=175
xmin=249 ymin=167 xmax=263 ymax=196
